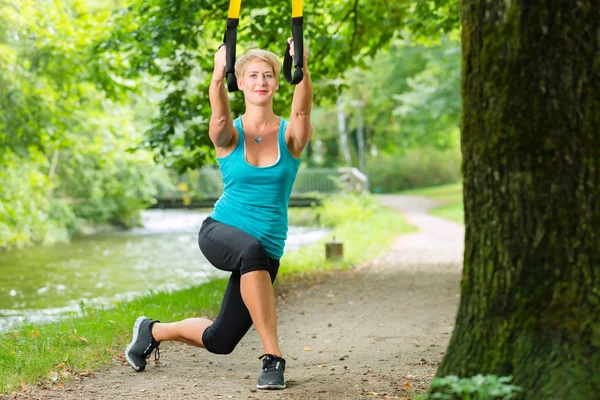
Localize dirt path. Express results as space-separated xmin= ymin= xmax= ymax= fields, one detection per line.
xmin=15 ymin=195 xmax=464 ymax=400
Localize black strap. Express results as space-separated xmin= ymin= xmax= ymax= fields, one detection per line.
xmin=283 ymin=17 xmax=304 ymax=85
xmin=223 ymin=18 xmax=239 ymax=92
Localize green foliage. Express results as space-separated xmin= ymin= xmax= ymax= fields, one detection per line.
xmin=0 ymin=0 xmax=170 ymax=248
xmin=308 ymin=37 xmax=461 ymax=168
xmin=52 ymin=101 xmax=172 ymax=228
xmin=367 ymin=146 xmax=462 ymax=193
xmin=96 ymin=0 xmax=461 ymax=171
xmin=0 ymin=151 xmax=75 ymax=249
xmin=406 ymin=0 xmax=461 ymax=42
xmin=0 ymin=0 xmax=114 ymax=157
xmin=391 ymin=37 xmax=461 ymax=149
xmin=425 ymin=375 xmax=523 ymax=400
xmin=315 ymin=192 xmax=381 ymax=228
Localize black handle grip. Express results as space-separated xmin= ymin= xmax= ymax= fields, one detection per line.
xmin=223 ymin=18 xmax=239 ymax=92
xmin=283 ymin=17 xmax=304 ymax=85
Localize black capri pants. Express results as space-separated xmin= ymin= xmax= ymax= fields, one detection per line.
xmin=198 ymin=217 xmax=280 ymax=355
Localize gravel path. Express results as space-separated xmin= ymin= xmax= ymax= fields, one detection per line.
xmin=13 ymin=195 xmax=464 ymax=400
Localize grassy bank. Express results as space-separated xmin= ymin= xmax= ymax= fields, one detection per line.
xmin=0 ymin=193 xmax=413 ymax=395
xmin=402 ymin=183 xmax=464 ymax=224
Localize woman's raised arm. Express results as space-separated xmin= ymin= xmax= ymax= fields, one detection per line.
xmin=286 ymin=39 xmax=313 ymax=156
xmin=209 ymin=46 xmax=235 ymax=148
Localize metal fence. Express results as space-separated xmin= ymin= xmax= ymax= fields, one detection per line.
xmin=157 ymin=167 xmax=368 ymax=199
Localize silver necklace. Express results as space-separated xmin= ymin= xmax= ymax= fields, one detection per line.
xmin=253 ymin=122 xmax=268 ymax=144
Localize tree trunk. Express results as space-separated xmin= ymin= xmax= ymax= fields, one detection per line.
xmin=436 ymin=0 xmax=600 ymax=398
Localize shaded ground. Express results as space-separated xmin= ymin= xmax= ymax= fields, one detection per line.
xmin=11 ymin=195 xmax=464 ymax=400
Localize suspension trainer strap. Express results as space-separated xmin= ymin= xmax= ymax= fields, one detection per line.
xmin=223 ymin=0 xmax=241 ymax=92
xmin=283 ymin=0 xmax=304 ymax=85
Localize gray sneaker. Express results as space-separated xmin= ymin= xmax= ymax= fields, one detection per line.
xmin=256 ymin=354 xmax=286 ymax=390
xmin=125 ymin=316 xmax=160 ymax=372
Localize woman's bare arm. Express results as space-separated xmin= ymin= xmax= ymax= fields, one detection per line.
xmin=287 ymin=40 xmax=313 ymax=156
xmin=208 ymin=46 xmax=235 ymax=148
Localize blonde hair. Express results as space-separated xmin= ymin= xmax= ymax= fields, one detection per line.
xmin=235 ymin=49 xmax=281 ymax=80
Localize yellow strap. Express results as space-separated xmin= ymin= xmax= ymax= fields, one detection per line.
xmin=228 ymin=0 xmax=241 ymax=19
xmin=292 ymin=0 xmax=303 ymax=18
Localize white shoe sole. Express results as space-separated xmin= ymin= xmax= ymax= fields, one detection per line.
xmin=124 ymin=316 xmax=146 ymax=371
xmin=256 ymin=383 xmax=286 ymax=390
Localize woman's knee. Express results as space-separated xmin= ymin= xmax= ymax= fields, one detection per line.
xmin=206 ymin=340 xmax=236 ymax=355
xmin=238 ymin=240 xmax=271 ymax=275
xmin=202 ymin=326 xmax=243 ymax=355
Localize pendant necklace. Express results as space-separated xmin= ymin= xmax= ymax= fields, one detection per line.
xmin=254 ymin=122 xmax=268 ymax=144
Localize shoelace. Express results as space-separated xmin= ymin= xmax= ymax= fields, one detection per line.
xmin=258 ymin=354 xmax=281 ymax=371
xmin=144 ymin=342 xmax=160 ymax=361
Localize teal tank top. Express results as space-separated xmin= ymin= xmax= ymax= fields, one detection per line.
xmin=210 ymin=117 xmax=301 ymax=259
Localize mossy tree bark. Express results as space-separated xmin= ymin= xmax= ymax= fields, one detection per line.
xmin=435 ymin=0 xmax=600 ymax=398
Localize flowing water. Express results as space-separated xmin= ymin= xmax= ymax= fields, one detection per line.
xmin=0 ymin=210 xmax=329 ymax=331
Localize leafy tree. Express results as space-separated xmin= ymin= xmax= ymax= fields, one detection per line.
xmin=306 ymin=37 xmax=461 ymax=171
xmin=0 ymin=0 xmax=169 ymax=248
xmin=0 ymin=0 xmax=113 ymax=158
xmin=435 ymin=0 xmax=599 ymax=398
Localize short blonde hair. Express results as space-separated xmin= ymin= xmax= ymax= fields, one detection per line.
xmin=235 ymin=49 xmax=281 ymax=80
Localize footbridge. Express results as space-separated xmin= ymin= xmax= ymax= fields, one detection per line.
xmin=152 ymin=167 xmax=368 ymax=209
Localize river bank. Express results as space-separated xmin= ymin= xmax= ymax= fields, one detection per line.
xmin=0 ymin=209 xmax=330 ymax=332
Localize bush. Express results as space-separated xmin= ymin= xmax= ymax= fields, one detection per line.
xmin=422 ymin=375 xmax=523 ymax=400
xmin=0 ymin=152 xmax=74 ymax=249
xmin=315 ymin=192 xmax=381 ymax=228
xmin=0 ymin=146 xmax=170 ymax=249
xmin=367 ymin=146 xmax=461 ymax=193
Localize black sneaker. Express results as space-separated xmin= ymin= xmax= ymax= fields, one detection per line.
xmin=256 ymin=354 xmax=286 ymax=390
xmin=125 ymin=316 xmax=160 ymax=372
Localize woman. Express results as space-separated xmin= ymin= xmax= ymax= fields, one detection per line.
xmin=124 ymin=39 xmax=313 ymax=391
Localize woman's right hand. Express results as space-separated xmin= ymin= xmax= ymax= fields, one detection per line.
xmin=212 ymin=45 xmax=227 ymax=81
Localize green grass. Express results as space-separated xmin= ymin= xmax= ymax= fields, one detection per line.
xmin=284 ymin=195 xmax=415 ymax=274
xmin=0 ymin=194 xmax=413 ymax=395
xmin=0 ymin=281 xmax=228 ymax=394
xmin=402 ymin=183 xmax=464 ymax=224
